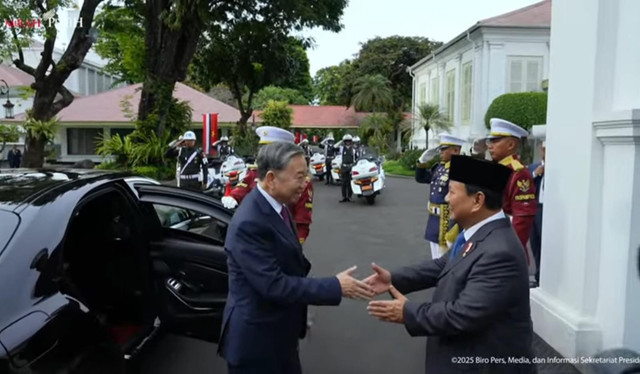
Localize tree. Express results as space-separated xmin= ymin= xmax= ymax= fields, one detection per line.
xmin=0 ymin=124 xmax=21 ymax=154
xmin=351 ymin=74 xmax=394 ymax=112
xmin=139 ymin=0 xmax=347 ymax=139
xmin=416 ymin=103 xmax=451 ymax=148
xmin=350 ymin=36 xmax=441 ymax=109
xmin=313 ymin=61 xmax=354 ymax=105
xmin=93 ymin=0 xmax=146 ymax=84
xmin=252 ymin=86 xmax=308 ymax=110
xmin=1 ymin=0 xmax=104 ymax=167
xmin=259 ymin=100 xmax=293 ymax=130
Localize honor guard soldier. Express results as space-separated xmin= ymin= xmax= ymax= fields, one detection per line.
xmin=487 ymin=118 xmax=537 ymax=260
xmin=166 ymin=130 xmax=208 ymax=191
xmin=320 ymin=135 xmax=337 ymax=184
xmin=213 ymin=136 xmax=233 ymax=158
xmin=416 ymin=134 xmax=465 ymax=259
xmin=221 ymin=126 xmax=314 ymax=244
xmin=337 ymin=134 xmax=357 ymax=203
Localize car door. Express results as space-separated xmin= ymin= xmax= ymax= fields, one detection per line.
xmin=132 ymin=184 xmax=233 ymax=343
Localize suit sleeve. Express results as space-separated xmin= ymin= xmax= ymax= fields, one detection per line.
xmin=415 ymin=164 xmax=433 ymax=184
xmin=509 ymin=169 xmax=537 ymax=248
xmin=390 ymin=256 xmax=448 ymax=294
xmin=228 ymin=221 xmax=342 ymax=306
xmin=293 ymin=181 xmax=313 ymax=244
xmin=402 ymin=248 xmax=523 ymax=337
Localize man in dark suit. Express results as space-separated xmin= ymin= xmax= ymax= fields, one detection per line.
xmin=528 ymin=141 xmax=545 ymax=288
xmin=366 ymin=155 xmax=535 ymax=374
xmin=218 ymin=142 xmax=374 ymax=374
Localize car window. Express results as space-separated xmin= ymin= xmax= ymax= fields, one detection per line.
xmin=152 ymin=204 xmax=227 ymax=243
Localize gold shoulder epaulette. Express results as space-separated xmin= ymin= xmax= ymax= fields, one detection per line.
xmin=247 ymin=164 xmax=257 ymax=170
xmin=510 ymin=158 xmax=524 ymax=171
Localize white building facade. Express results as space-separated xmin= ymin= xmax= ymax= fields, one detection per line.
xmin=532 ymin=0 xmax=640 ymax=365
xmin=408 ymin=0 xmax=551 ymax=150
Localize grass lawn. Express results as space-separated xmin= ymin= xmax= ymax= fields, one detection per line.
xmin=383 ymin=160 xmax=415 ymax=177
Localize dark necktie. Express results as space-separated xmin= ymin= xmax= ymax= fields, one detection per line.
xmin=280 ymin=206 xmax=293 ymax=232
xmin=449 ymin=232 xmax=467 ymax=260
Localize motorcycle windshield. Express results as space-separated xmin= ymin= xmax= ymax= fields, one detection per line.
xmin=358 ymin=146 xmax=379 ymax=161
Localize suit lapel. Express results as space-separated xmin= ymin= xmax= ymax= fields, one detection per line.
xmin=438 ymin=218 xmax=512 ymax=279
xmin=253 ymin=190 xmax=302 ymax=250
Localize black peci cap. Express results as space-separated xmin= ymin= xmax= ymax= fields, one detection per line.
xmin=449 ymin=155 xmax=512 ymax=194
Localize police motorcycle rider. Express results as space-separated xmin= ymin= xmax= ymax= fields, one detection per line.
xmin=166 ymin=130 xmax=208 ymax=191
xmin=337 ymin=134 xmax=357 ymax=203
xmin=319 ymin=135 xmax=337 ymax=185
xmin=299 ymin=138 xmax=312 ymax=166
xmin=353 ymin=136 xmax=362 ymax=159
xmin=212 ymin=136 xmax=233 ymax=159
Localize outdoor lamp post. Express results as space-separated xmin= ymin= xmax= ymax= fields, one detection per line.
xmin=0 ymin=79 xmax=14 ymax=119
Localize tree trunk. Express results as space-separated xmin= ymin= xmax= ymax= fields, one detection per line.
xmin=138 ymin=0 xmax=204 ymax=136
xmin=424 ymin=126 xmax=429 ymax=149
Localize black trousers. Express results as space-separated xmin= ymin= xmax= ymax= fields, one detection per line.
xmin=227 ymin=353 xmax=302 ymax=374
xmin=530 ymin=204 xmax=543 ymax=282
xmin=325 ymin=158 xmax=333 ymax=183
xmin=340 ymin=166 xmax=352 ymax=199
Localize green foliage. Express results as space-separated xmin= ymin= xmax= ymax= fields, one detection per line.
xmin=382 ymin=160 xmax=414 ymax=177
xmin=252 ymin=86 xmax=308 ymax=110
xmin=22 ymin=114 xmax=59 ymax=143
xmin=93 ymin=0 xmax=146 ymax=84
xmin=231 ymin=125 xmax=259 ymax=157
xmin=0 ymin=124 xmax=21 ymax=144
xmin=484 ymin=92 xmax=548 ymax=130
xmin=127 ymin=130 xmax=174 ymax=166
xmin=259 ymin=100 xmax=293 ymax=129
xmin=96 ymin=161 xmax=119 ymax=170
xmin=131 ymin=165 xmax=175 ymax=181
xmin=313 ymin=61 xmax=354 ymax=106
xmin=351 ymin=75 xmax=394 ymax=112
xmin=96 ymin=131 xmax=133 ymax=167
xmin=398 ymin=148 xmax=424 ymax=171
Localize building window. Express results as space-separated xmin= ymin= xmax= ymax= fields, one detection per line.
xmin=445 ymin=69 xmax=455 ymax=122
xmin=508 ymin=56 xmax=542 ymax=93
xmin=88 ymin=69 xmax=97 ymax=95
xmin=67 ymin=128 xmax=102 ymax=155
xmin=97 ymin=73 xmax=105 ymax=93
xmin=430 ymin=76 xmax=440 ymax=106
xmin=461 ymin=62 xmax=473 ymax=124
xmin=419 ymin=82 xmax=427 ymax=104
xmin=111 ymin=128 xmax=134 ymax=140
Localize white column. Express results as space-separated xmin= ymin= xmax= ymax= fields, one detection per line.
xmin=471 ymin=43 xmax=485 ymax=139
xmin=531 ymin=0 xmax=640 ymax=362
xmin=486 ymin=42 xmax=506 ymax=110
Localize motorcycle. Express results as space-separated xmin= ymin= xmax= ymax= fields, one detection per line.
xmin=350 ymin=147 xmax=386 ymax=205
xmin=220 ymin=154 xmax=247 ymax=187
xmin=308 ymin=152 xmax=327 ymax=180
xmin=330 ymin=154 xmax=342 ymax=184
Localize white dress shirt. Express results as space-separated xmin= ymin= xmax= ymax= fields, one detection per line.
xmin=463 ymin=210 xmax=507 ymax=242
xmin=257 ymin=183 xmax=285 ymax=219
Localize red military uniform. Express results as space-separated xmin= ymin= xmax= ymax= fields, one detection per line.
xmin=499 ymin=155 xmax=537 ymax=260
xmin=229 ymin=166 xmax=313 ymax=244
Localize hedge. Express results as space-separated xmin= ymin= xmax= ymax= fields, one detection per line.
xmin=484 ymin=92 xmax=548 ymax=130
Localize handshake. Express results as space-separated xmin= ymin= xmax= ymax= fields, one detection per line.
xmin=336 ymin=263 xmax=406 ymax=323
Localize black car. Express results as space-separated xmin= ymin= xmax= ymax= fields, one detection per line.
xmin=0 ymin=169 xmax=232 ymax=373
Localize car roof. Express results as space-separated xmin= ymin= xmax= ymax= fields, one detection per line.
xmin=0 ymin=168 xmax=135 ymax=211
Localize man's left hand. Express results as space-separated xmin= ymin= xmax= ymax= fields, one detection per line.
xmin=367 ymin=285 xmax=407 ymax=323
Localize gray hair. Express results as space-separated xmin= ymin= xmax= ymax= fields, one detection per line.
xmin=257 ymin=142 xmax=305 ymax=180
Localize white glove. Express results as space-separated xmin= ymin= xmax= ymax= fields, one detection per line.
xmin=221 ymin=196 xmax=238 ymax=209
xmin=418 ymin=148 xmax=438 ymax=164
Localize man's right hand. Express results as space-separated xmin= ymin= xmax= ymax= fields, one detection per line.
xmin=362 ymin=263 xmax=392 ymax=296
xmin=336 ymin=266 xmax=374 ymax=300
xmin=418 ymin=149 xmax=437 ymax=164
xmin=221 ymin=196 xmax=238 ymax=209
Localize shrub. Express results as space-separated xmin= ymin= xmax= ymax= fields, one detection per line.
xmin=398 ymin=149 xmax=424 ymax=171
xmin=259 ymin=100 xmax=293 ymax=130
xmin=484 ymin=92 xmax=548 ymax=130
xmin=132 ymin=165 xmax=175 ymax=181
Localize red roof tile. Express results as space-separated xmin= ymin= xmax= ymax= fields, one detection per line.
xmin=0 ymin=63 xmax=35 ymax=87
xmin=10 ymin=82 xmax=246 ymax=123
xmin=479 ymin=0 xmax=551 ymax=27
xmin=288 ymin=105 xmax=365 ymax=128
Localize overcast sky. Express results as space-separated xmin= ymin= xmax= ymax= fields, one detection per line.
xmin=301 ymin=0 xmax=541 ymax=76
